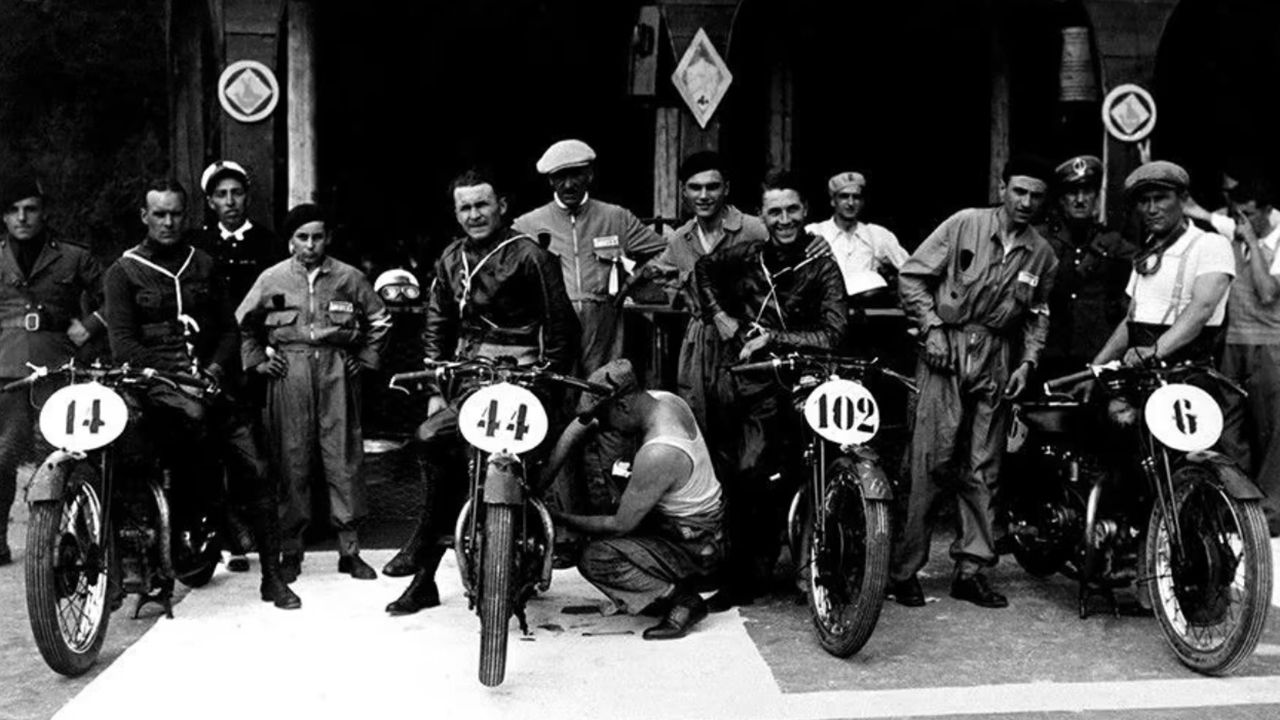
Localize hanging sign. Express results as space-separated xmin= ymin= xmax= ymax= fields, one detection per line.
xmin=1101 ymin=84 xmax=1156 ymax=143
xmin=671 ymin=28 xmax=733 ymax=129
xmin=218 ymin=60 xmax=280 ymax=123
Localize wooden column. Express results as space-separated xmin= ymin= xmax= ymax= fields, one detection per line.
xmin=286 ymin=0 xmax=317 ymax=208
xmin=767 ymin=63 xmax=793 ymax=171
xmin=167 ymin=0 xmax=211 ymax=202
xmin=653 ymin=107 xmax=682 ymax=219
xmin=988 ymin=11 xmax=1010 ymax=203
xmin=221 ymin=0 xmax=285 ymax=225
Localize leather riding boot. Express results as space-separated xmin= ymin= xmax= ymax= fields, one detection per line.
xmin=382 ymin=517 xmax=427 ymax=578
xmin=249 ymin=500 xmax=301 ymax=610
xmin=386 ymin=545 xmax=445 ymax=615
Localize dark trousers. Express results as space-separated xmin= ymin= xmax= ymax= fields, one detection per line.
xmin=1219 ymin=342 xmax=1280 ymax=534
xmin=0 ymin=383 xmax=53 ymax=549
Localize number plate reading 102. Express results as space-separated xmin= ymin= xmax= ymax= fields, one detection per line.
xmin=803 ymin=378 xmax=879 ymax=446
xmin=458 ymin=382 xmax=549 ymax=455
xmin=38 ymin=382 xmax=130 ymax=452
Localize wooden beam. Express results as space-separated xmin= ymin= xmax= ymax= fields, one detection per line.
xmin=767 ymin=63 xmax=793 ymax=171
xmin=654 ymin=107 xmax=681 ymax=219
xmin=286 ymin=0 xmax=317 ymax=208
xmin=988 ymin=12 xmax=1010 ymax=204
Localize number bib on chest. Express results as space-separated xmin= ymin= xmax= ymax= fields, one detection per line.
xmin=803 ymin=378 xmax=880 ymax=445
xmin=1144 ymin=383 xmax=1223 ymax=452
xmin=39 ymin=382 xmax=130 ymax=452
xmin=458 ymin=382 xmax=549 ymax=455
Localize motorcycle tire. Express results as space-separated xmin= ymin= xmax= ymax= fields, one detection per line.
xmin=804 ymin=458 xmax=891 ymax=658
xmin=25 ymin=464 xmax=111 ymax=677
xmin=478 ymin=504 xmax=517 ymax=687
xmin=1144 ymin=465 xmax=1272 ymax=676
xmin=173 ymin=515 xmax=221 ymax=589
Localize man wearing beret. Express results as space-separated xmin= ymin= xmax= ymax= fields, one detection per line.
xmin=0 ymin=176 xmax=106 ymax=565
xmin=236 ymin=203 xmax=392 ymax=583
xmin=1091 ymin=161 xmax=1234 ymax=369
xmin=1039 ymin=155 xmax=1136 ymax=378
xmin=105 ymin=178 xmax=300 ymax=608
xmin=382 ymin=167 xmax=580 ymax=614
xmin=805 ymin=170 xmax=909 ymax=293
xmin=638 ymin=151 xmax=768 ymax=479
xmin=545 ymin=359 xmax=724 ymax=640
xmin=888 ymin=156 xmax=1058 ymax=610
xmin=694 ymin=169 xmax=847 ymax=610
xmin=188 ymin=160 xmax=281 ymax=572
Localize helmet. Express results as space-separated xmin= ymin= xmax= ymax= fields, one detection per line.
xmin=374 ymin=268 xmax=421 ymax=303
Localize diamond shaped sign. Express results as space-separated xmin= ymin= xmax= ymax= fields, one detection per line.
xmin=218 ymin=60 xmax=280 ymax=124
xmin=1101 ymin=83 xmax=1156 ymax=143
xmin=672 ymin=28 xmax=732 ymax=129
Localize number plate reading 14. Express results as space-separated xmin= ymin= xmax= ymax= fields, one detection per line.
xmin=1144 ymin=383 xmax=1222 ymax=452
xmin=38 ymin=382 xmax=129 ymax=452
xmin=803 ymin=378 xmax=879 ymax=445
xmin=458 ymin=382 xmax=549 ymax=455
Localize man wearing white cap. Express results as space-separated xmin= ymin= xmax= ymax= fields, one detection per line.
xmin=805 ymin=171 xmax=908 ymax=295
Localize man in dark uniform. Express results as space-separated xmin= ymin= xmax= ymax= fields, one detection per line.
xmin=103 ymin=178 xmax=299 ymax=609
xmin=0 ymin=176 xmax=106 ymax=565
xmin=1040 ymin=155 xmax=1136 ymax=377
xmin=383 ymin=168 xmax=579 ymax=614
xmin=694 ymin=169 xmax=848 ymax=611
xmin=188 ymin=160 xmax=280 ymax=572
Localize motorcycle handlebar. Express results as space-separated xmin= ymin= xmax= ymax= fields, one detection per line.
xmin=389 ymin=360 xmax=614 ymax=398
xmin=1044 ymin=368 xmax=1096 ymax=392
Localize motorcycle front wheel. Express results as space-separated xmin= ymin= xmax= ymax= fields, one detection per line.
xmin=1144 ymin=465 xmax=1272 ymax=675
xmin=478 ymin=504 xmax=516 ymax=687
xmin=803 ymin=458 xmax=891 ymax=658
xmin=25 ymin=461 xmax=111 ymax=677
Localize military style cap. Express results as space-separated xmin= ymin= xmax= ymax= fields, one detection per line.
xmin=535 ymin=139 xmax=596 ymax=175
xmin=201 ymin=160 xmax=249 ymax=195
xmin=576 ymin=358 xmax=640 ymax=417
xmin=1054 ymin=155 xmax=1102 ymax=186
xmin=1123 ymin=160 xmax=1190 ymax=195
xmin=0 ymin=175 xmax=43 ymax=209
xmin=827 ymin=171 xmax=867 ymax=196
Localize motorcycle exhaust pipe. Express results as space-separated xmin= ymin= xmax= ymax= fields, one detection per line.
xmin=529 ymin=498 xmax=556 ymax=592
xmin=149 ymin=478 xmax=174 ymax=578
xmin=454 ymin=498 xmax=474 ymax=596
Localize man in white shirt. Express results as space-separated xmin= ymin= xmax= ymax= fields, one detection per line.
xmin=805 ymin=171 xmax=909 ymax=295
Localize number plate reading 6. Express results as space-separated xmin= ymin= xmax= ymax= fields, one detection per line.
xmin=803 ymin=378 xmax=879 ymax=445
xmin=458 ymin=382 xmax=549 ymax=455
xmin=38 ymin=382 xmax=129 ymax=452
xmin=1144 ymin=383 xmax=1223 ymax=452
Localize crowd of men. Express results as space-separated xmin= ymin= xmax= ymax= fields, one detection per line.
xmin=0 ymin=136 xmax=1276 ymax=642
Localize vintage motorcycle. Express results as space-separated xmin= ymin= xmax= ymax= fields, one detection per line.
xmin=389 ymin=358 xmax=610 ymax=687
xmin=1004 ymin=359 xmax=1271 ymax=675
xmin=730 ymin=351 xmax=912 ymax=658
xmin=6 ymin=360 xmax=222 ymax=677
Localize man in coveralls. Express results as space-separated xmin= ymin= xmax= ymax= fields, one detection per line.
xmin=104 ymin=178 xmax=299 ymax=608
xmin=887 ymin=156 xmax=1058 ymax=609
xmin=383 ymin=168 xmax=579 ymax=614
xmin=694 ymin=169 xmax=847 ymax=611
xmin=236 ymin=204 xmax=391 ymax=582
xmin=0 ymin=175 xmax=106 ymax=566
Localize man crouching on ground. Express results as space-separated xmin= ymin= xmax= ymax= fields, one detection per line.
xmin=545 ymin=359 xmax=724 ymax=640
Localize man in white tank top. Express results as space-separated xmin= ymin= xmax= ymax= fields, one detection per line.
xmin=545 ymin=360 xmax=724 ymax=640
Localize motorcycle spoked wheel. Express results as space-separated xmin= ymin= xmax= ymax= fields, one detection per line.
xmin=478 ymin=504 xmax=517 ymax=687
xmin=1144 ymin=466 xmax=1272 ymax=675
xmin=25 ymin=461 xmax=111 ymax=677
xmin=803 ymin=460 xmax=891 ymax=658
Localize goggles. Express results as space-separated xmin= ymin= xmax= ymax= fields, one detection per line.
xmin=379 ymin=283 xmax=421 ymax=302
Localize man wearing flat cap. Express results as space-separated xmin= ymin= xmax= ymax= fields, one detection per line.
xmin=544 ymin=359 xmax=724 ymax=640
xmin=0 ymin=175 xmax=106 ymax=565
xmin=889 ymin=155 xmax=1058 ymax=610
xmin=1039 ymin=155 xmax=1136 ymax=377
xmin=805 ymin=170 xmax=909 ymax=293
xmin=1091 ymin=160 xmax=1234 ymax=369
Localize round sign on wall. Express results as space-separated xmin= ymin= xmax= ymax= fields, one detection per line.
xmin=1102 ymin=83 xmax=1157 ymax=143
xmin=1144 ymin=383 xmax=1223 ymax=452
xmin=218 ymin=60 xmax=280 ymax=123
xmin=38 ymin=382 xmax=130 ymax=453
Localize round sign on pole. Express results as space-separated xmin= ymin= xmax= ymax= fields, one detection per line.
xmin=1102 ymin=83 xmax=1157 ymax=143
xmin=1144 ymin=383 xmax=1223 ymax=452
xmin=38 ymin=382 xmax=130 ymax=453
xmin=218 ymin=60 xmax=280 ymax=123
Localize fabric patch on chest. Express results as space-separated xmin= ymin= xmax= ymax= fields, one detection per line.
xmin=1017 ymin=271 xmax=1039 ymax=287
xmin=592 ymin=235 xmax=620 ymax=250
xmin=328 ymin=300 xmax=354 ymax=313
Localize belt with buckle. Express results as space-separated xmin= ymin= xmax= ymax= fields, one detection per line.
xmin=1 ymin=312 xmax=43 ymax=331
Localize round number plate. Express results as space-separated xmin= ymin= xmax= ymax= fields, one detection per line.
xmin=1144 ymin=383 xmax=1223 ymax=452
xmin=803 ymin=378 xmax=879 ymax=445
xmin=458 ymin=382 xmax=549 ymax=455
xmin=38 ymin=382 xmax=129 ymax=452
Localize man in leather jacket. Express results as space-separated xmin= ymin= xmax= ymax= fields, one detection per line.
xmin=103 ymin=178 xmax=299 ymax=609
xmin=383 ymin=167 xmax=579 ymax=614
xmin=693 ymin=169 xmax=847 ymax=611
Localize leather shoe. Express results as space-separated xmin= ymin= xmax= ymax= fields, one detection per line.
xmin=280 ymin=553 xmax=302 ymax=583
xmin=386 ymin=572 xmax=440 ymax=615
xmin=643 ymin=590 xmax=708 ymax=640
xmin=886 ymin=576 xmax=926 ymax=607
xmin=381 ymin=549 xmax=418 ymax=578
xmin=338 ymin=554 xmax=377 ymax=580
xmin=227 ymin=555 xmax=250 ymax=573
xmin=705 ymin=588 xmax=754 ymax=613
xmin=260 ymin=576 xmax=302 ymax=610
xmin=950 ymin=573 xmax=1008 ymax=608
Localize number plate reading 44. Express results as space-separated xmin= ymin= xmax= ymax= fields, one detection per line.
xmin=1144 ymin=383 xmax=1223 ymax=452
xmin=803 ymin=378 xmax=879 ymax=445
xmin=38 ymin=382 xmax=129 ymax=452
xmin=458 ymin=382 xmax=549 ymax=455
